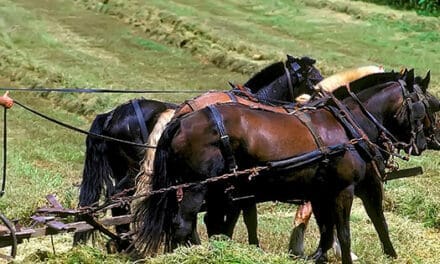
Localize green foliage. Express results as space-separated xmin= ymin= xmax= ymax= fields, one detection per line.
xmin=20 ymin=245 xmax=129 ymax=264
xmin=355 ymin=0 xmax=439 ymax=16
xmin=146 ymin=237 xmax=298 ymax=264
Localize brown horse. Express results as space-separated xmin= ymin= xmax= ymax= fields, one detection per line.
xmin=288 ymin=69 xmax=440 ymax=259
xmin=134 ymin=71 xmax=439 ymax=263
xmin=133 ymin=55 xmax=324 ymax=247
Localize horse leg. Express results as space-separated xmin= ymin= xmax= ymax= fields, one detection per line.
xmin=205 ymin=187 xmax=229 ymax=237
xmin=224 ymin=204 xmax=241 ymax=238
xmin=288 ymin=201 xmax=312 ymax=256
xmin=109 ymin=165 xmax=134 ymax=252
xmin=334 ymin=186 xmax=354 ymax=264
xmin=356 ymin=172 xmax=397 ymax=258
xmin=308 ymin=200 xmax=334 ymax=263
xmin=112 ymin=170 xmax=133 ymax=235
xmin=190 ymin=218 xmax=201 ymax=245
xmin=241 ymin=200 xmax=259 ymax=246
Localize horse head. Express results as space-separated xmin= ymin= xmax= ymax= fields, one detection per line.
xmin=388 ymin=69 xmax=437 ymax=155
xmin=286 ymin=55 xmax=324 ymax=92
xmin=170 ymin=185 xmax=206 ymax=247
xmin=285 ymin=55 xmax=324 ymax=98
xmin=412 ymin=70 xmax=440 ymax=150
xmin=342 ymin=69 xmax=435 ymax=157
xmin=252 ymin=55 xmax=323 ymax=102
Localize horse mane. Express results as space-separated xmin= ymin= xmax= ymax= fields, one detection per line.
xmin=333 ymin=71 xmax=402 ymax=99
xmin=315 ymin=65 xmax=384 ymax=93
xmin=133 ymin=109 xmax=176 ymax=211
xmin=243 ymin=61 xmax=285 ymax=93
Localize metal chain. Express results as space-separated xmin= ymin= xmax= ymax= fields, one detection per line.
xmin=80 ymin=166 xmax=269 ymax=215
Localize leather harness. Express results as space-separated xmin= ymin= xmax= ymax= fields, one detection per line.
xmin=131 ymin=99 xmax=150 ymax=144
xmin=206 ymin=105 xmax=238 ymax=172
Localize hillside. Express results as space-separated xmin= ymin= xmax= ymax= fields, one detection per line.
xmin=0 ymin=0 xmax=438 ymax=263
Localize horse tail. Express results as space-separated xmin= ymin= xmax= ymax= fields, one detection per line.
xmin=74 ymin=112 xmax=115 ymax=245
xmin=134 ymin=117 xmax=181 ymax=255
xmin=79 ymin=112 xmax=115 ymax=206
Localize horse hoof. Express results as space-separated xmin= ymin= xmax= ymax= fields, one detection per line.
xmin=106 ymin=239 xmax=131 ymax=253
xmin=288 ymin=223 xmax=306 ymax=257
xmin=385 ymin=249 xmax=398 ymax=259
xmin=308 ymin=249 xmax=328 ymax=264
xmin=106 ymin=240 xmax=118 ymax=254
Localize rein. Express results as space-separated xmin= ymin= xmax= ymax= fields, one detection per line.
xmin=346 ymin=85 xmax=399 ymax=143
xmin=346 ymin=80 xmax=427 ymax=156
xmin=0 ymin=87 xmax=202 ymax=94
xmin=14 ymin=100 xmax=153 ymax=148
xmin=319 ymin=84 xmax=420 ymax=181
xmin=1 ymin=109 xmax=7 ymax=197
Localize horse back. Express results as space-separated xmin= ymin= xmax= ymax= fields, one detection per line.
xmin=175 ymin=91 xmax=292 ymax=118
xmin=174 ymin=103 xmax=350 ymax=164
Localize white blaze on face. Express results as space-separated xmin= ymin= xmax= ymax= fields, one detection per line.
xmin=315 ymin=65 xmax=385 ymax=92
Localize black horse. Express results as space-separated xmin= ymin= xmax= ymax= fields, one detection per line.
xmin=73 ymin=99 xmax=177 ymax=248
xmin=74 ymin=55 xmax=324 ymax=249
xmin=134 ymin=70 xmax=439 ymax=264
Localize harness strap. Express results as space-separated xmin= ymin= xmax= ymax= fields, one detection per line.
xmin=206 ymin=105 xmax=238 ymax=172
xmin=185 ymin=99 xmax=199 ymax=112
xmin=294 ymin=111 xmax=327 ymax=154
xmin=324 ymin=90 xmax=383 ymax=163
xmin=226 ymin=91 xmax=238 ymax=102
xmin=347 ymin=89 xmax=399 ymax=143
xmin=284 ymin=66 xmax=295 ymax=101
xmin=325 ymin=91 xmax=388 ymax=179
xmin=131 ymin=99 xmax=149 ymax=144
xmin=232 ymin=85 xmax=259 ymax=102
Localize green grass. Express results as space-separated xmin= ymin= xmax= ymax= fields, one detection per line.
xmin=0 ymin=0 xmax=439 ymax=263
xmin=82 ymin=0 xmax=440 ymax=89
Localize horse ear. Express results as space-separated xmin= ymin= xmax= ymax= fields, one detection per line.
xmin=420 ymin=70 xmax=430 ymax=93
xmin=301 ymin=56 xmax=316 ymax=65
xmin=406 ymin=68 xmax=415 ymax=92
xmin=286 ymin=54 xmax=295 ymax=62
xmin=400 ymin=68 xmax=407 ymax=76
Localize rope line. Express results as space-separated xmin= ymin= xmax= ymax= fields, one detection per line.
xmin=14 ymin=100 xmax=155 ymax=148
xmin=1 ymin=109 xmax=6 ymax=197
xmin=0 ymin=87 xmax=206 ymax=94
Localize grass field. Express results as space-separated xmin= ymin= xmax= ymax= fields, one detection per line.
xmin=0 ymin=0 xmax=439 ymax=263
